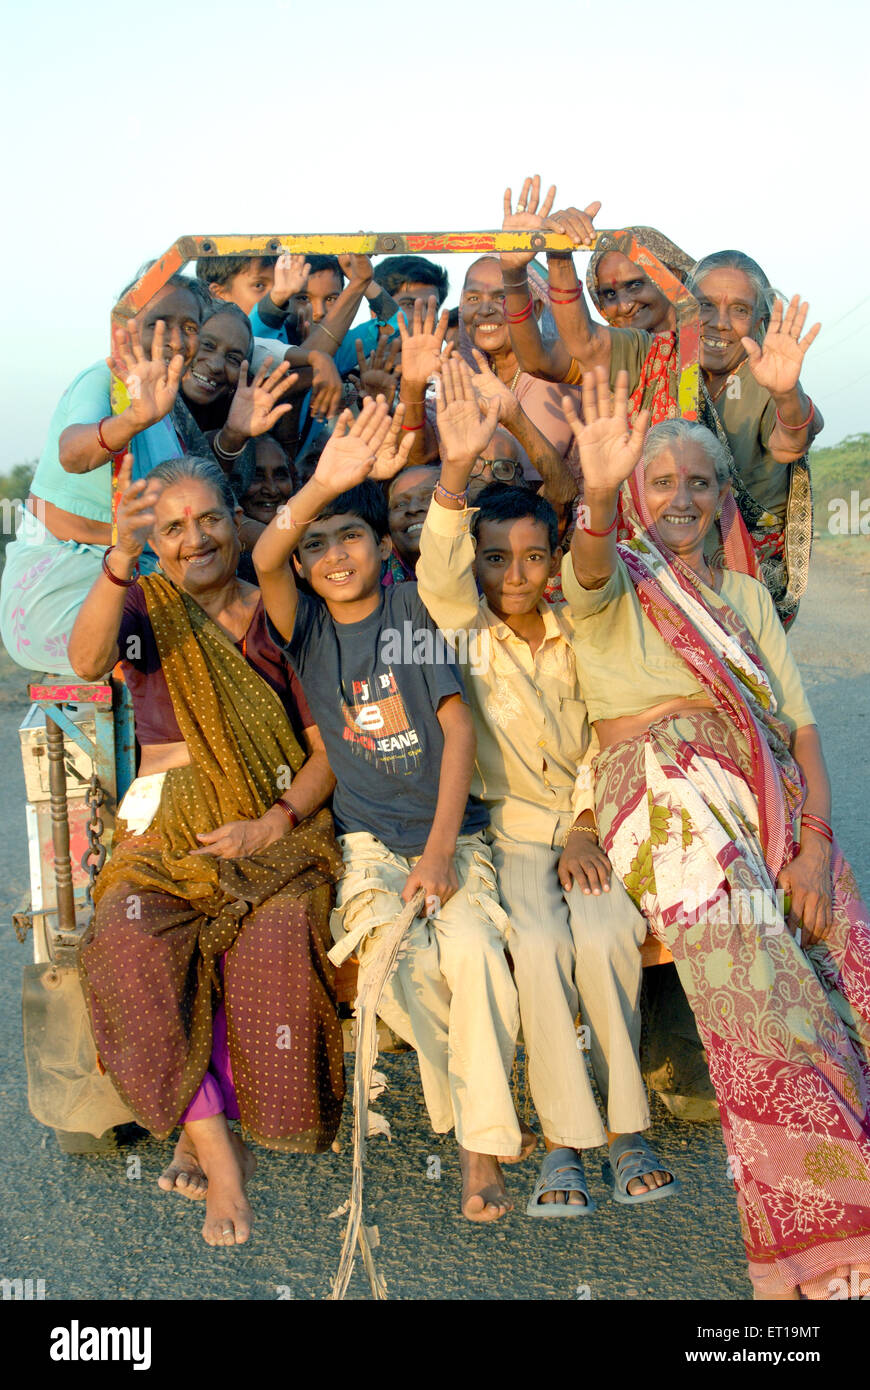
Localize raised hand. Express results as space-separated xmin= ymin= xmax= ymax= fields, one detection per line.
xmin=224 ymin=358 xmax=297 ymax=439
xmin=114 ymin=454 xmax=164 ymax=557
xmin=353 ymin=329 xmax=402 ymax=405
xmin=469 ymin=347 xmax=519 ymax=423
xmin=371 ymin=402 xmax=416 ymax=479
xmin=547 ymin=201 xmax=602 ymax=250
xmin=108 ymin=320 xmax=184 ymax=428
xmin=271 ymin=252 xmax=310 ymax=307
xmin=742 ymin=296 xmax=821 ymax=397
xmin=338 ymin=251 xmax=374 ymax=285
xmin=435 ymin=357 xmax=500 ymax=467
xmin=397 ymin=294 xmax=451 ymax=390
xmin=313 ymin=396 xmax=393 ymax=496
xmin=501 ymin=175 xmax=558 ymax=269
xmin=563 ymin=367 xmax=650 ymax=492
xmin=308 ymin=350 xmax=343 ymax=421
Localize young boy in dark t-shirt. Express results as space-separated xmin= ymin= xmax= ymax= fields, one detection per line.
xmin=253 ymin=398 xmax=523 ymax=1222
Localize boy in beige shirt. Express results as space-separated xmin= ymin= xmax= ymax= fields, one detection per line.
xmin=416 ymin=357 xmax=678 ymax=1213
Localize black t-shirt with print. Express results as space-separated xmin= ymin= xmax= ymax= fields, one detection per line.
xmin=270 ymin=582 xmax=488 ymax=855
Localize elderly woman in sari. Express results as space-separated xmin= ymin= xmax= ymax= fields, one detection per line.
xmin=499 ymin=176 xmax=694 ymax=383
xmin=534 ymin=193 xmax=821 ymax=626
xmin=68 ymin=454 xmax=344 ymax=1247
xmin=559 ymin=367 xmax=870 ymax=1299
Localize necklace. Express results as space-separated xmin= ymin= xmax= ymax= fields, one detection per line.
xmin=509 ymin=365 xmax=522 ymax=393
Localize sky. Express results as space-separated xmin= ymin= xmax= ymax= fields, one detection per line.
xmin=1 ymin=0 xmax=868 ymax=471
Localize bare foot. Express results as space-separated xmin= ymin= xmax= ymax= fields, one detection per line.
xmin=458 ymin=1145 xmax=512 ymax=1223
xmin=184 ymin=1115 xmax=257 ymax=1247
xmin=157 ymin=1130 xmax=208 ymax=1200
xmin=501 ymin=1120 xmax=538 ymax=1165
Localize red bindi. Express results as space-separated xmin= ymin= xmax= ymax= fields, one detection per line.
xmin=183 ymin=506 xmax=192 ymax=519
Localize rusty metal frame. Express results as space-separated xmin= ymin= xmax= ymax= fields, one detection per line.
xmin=110 ymin=226 xmax=699 ymax=417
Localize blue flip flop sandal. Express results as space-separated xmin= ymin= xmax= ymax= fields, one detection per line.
xmin=526 ymin=1147 xmax=596 ymax=1218
xmin=604 ymin=1133 xmax=680 ymax=1205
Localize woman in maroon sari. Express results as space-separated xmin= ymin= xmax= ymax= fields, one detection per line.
xmin=560 ymin=368 xmax=870 ymax=1299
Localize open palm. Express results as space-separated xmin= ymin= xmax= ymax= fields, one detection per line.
xmin=743 ymin=296 xmax=820 ymax=396
xmin=436 ymin=358 xmax=500 ymax=462
xmin=563 ymin=368 xmax=650 ymax=491
xmin=225 ymin=359 xmax=296 ymax=438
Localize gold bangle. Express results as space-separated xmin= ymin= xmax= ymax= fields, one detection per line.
xmin=317 ymin=324 xmax=342 ymax=348
xmin=561 ymin=358 xmax=583 ymax=386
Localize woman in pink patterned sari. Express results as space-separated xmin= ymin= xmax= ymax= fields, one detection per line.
xmin=559 ymin=367 xmax=870 ymax=1299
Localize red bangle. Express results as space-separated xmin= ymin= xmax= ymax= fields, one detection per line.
xmin=505 ymin=297 xmax=534 ymax=324
xmin=801 ymin=813 xmax=833 ymax=843
xmin=776 ymin=399 xmax=814 ymax=432
xmin=101 ymin=545 xmax=138 ymax=587
xmin=96 ymin=417 xmax=118 ymax=455
xmin=401 ymin=422 xmax=424 ymax=431
xmin=581 ymin=513 xmax=619 ymax=537
xmin=548 ymin=287 xmax=583 ymax=305
xmin=274 ymin=799 xmax=299 ymax=829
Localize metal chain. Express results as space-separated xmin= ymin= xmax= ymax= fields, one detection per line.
xmin=81 ymin=773 xmax=106 ymax=908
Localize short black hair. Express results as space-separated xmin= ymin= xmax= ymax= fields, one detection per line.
xmin=195 ymin=254 xmax=278 ymax=288
xmin=318 ymin=481 xmax=389 ymax=539
xmin=446 ymin=306 xmax=460 ymax=329
xmin=375 ymin=255 xmax=449 ymax=306
xmin=471 ymin=483 xmax=558 ymax=552
xmin=303 ymin=254 xmax=344 ymax=283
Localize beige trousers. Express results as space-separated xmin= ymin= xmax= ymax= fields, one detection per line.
xmin=331 ymin=831 xmax=522 ymax=1157
xmin=489 ymin=832 xmax=650 ymax=1148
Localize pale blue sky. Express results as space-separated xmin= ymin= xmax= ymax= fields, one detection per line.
xmin=2 ymin=0 xmax=867 ymax=468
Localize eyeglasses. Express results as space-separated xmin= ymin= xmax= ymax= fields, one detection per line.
xmin=470 ymin=458 xmax=522 ymax=482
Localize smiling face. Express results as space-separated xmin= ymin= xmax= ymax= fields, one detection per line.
xmin=241 ymin=438 xmax=295 ymax=524
xmin=295 ymin=512 xmax=390 ymax=617
xmin=182 ymin=312 xmax=252 ymax=406
xmin=134 ymin=286 xmax=201 ymax=370
xmin=151 ymin=479 xmax=241 ymax=594
xmin=474 ymin=515 xmax=556 ymax=618
xmin=211 ymin=258 xmax=275 ymax=316
xmin=289 ymin=269 xmax=343 ymax=337
xmin=643 ymin=442 xmax=728 ymax=557
xmin=460 ymin=258 xmax=509 ymax=355
xmin=388 ymin=466 xmax=439 ymax=569
xmin=696 ymin=267 xmax=762 ymax=376
xmin=595 ymin=252 xmax=673 ymax=332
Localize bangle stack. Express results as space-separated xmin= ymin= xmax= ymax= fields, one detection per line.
xmin=505 ymin=297 xmax=534 ymax=324
xmin=214 ymin=430 xmax=246 ymax=461
xmin=274 ymin=798 xmax=300 ymax=830
xmin=561 ymin=358 xmax=583 ymax=386
xmin=101 ymin=545 xmax=139 ymax=587
xmin=801 ymin=812 xmax=833 ymax=845
xmin=96 ymin=417 xmax=120 ymax=457
xmin=776 ymin=398 xmax=815 ymax=432
xmin=548 ymin=287 xmax=583 ymax=305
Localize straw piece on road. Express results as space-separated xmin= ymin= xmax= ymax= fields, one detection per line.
xmin=328 ymin=888 xmax=424 ymax=1301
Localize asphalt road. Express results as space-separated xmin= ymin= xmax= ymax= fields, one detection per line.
xmin=0 ymin=538 xmax=867 ymax=1302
